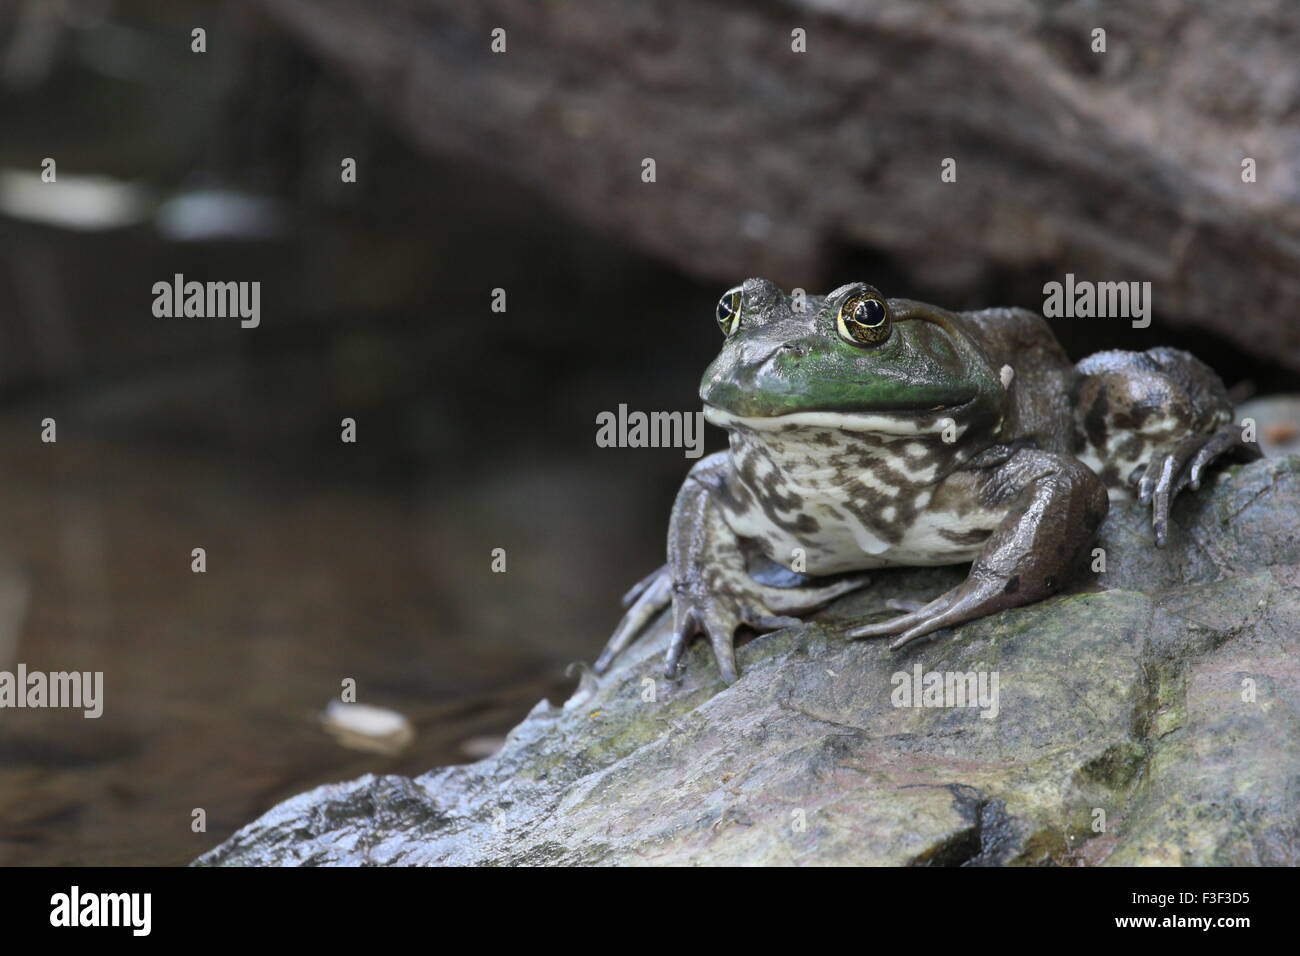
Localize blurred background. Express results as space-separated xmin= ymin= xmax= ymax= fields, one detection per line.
xmin=0 ymin=0 xmax=1296 ymax=865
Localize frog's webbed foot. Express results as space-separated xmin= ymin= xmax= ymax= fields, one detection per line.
xmin=594 ymin=566 xmax=673 ymax=675
xmin=847 ymin=450 xmax=1108 ymax=651
xmin=846 ymin=596 xmax=929 ymax=644
xmin=664 ymin=573 xmax=869 ymax=684
xmin=847 ymin=571 xmax=1012 ymax=650
xmin=595 ymin=564 xmax=867 ymax=681
xmin=1132 ymin=423 xmax=1262 ymax=547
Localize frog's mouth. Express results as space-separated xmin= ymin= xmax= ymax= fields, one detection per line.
xmin=703 ymin=396 xmax=976 ymax=436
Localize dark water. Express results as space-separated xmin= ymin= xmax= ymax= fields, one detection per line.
xmin=0 ymin=4 xmax=724 ymax=864
xmin=0 ymin=420 xmax=677 ymax=865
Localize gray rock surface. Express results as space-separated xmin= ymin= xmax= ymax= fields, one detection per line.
xmin=198 ymin=456 xmax=1300 ymax=866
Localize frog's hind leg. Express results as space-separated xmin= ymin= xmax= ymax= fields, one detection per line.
xmin=1072 ymin=347 xmax=1261 ymax=545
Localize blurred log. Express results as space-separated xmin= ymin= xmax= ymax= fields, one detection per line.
xmin=255 ymin=0 xmax=1300 ymax=371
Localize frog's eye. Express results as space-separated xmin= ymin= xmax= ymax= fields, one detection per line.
xmin=716 ymin=287 xmax=743 ymax=336
xmin=836 ymin=293 xmax=891 ymax=347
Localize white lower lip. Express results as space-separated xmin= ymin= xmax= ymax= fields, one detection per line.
xmin=703 ymin=405 xmax=953 ymax=436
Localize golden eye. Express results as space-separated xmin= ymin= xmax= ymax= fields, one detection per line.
xmin=836 ymin=293 xmax=891 ymax=347
xmin=716 ymin=287 xmax=743 ymax=336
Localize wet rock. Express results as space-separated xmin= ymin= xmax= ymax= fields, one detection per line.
xmin=198 ymin=457 xmax=1300 ymax=866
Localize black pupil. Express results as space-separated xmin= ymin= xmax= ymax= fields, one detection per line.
xmin=717 ymin=295 xmax=736 ymax=323
xmin=853 ymin=298 xmax=885 ymax=326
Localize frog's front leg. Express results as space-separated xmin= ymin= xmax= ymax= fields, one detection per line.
xmin=847 ymin=449 xmax=1107 ymax=650
xmin=594 ymin=452 xmax=868 ymax=683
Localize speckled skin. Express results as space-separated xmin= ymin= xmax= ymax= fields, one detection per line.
xmin=595 ymin=279 xmax=1260 ymax=682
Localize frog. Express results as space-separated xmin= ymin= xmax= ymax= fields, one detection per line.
xmin=594 ymin=278 xmax=1260 ymax=683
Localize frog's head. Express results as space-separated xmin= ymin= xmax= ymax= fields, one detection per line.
xmin=701 ymin=278 xmax=1005 ymax=437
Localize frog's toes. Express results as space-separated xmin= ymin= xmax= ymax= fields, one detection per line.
xmin=1135 ymin=425 xmax=1262 ymax=547
xmin=662 ymin=583 xmax=847 ymax=683
xmin=848 ymin=578 xmax=1008 ymax=650
xmin=884 ymin=597 xmax=928 ymax=613
xmin=594 ymin=567 xmax=672 ymax=675
xmin=1185 ymin=422 xmax=1262 ymax=489
xmin=1136 ymin=442 xmax=1198 ymax=547
xmin=843 ymin=596 xmax=931 ymax=639
xmin=664 ymin=599 xmax=742 ymax=684
xmin=846 ymin=593 xmax=947 ymax=643
xmin=749 ymin=614 xmax=803 ymax=630
xmin=702 ymin=620 xmax=740 ymax=685
xmin=754 ymin=573 xmax=870 ymax=614
xmin=620 ymin=563 xmax=667 ymax=608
